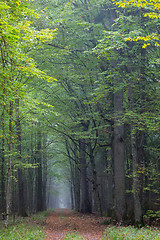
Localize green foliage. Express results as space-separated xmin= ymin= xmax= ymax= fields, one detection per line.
xmin=144 ymin=210 xmax=160 ymax=220
xmin=114 ymin=0 xmax=160 ymax=47
xmin=102 ymin=226 xmax=160 ymax=240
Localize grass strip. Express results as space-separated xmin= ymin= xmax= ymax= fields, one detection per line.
xmin=63 ymin=232 xmax=85 ymax=240
xmin=102 ymin=226 xmax=160 ymax=240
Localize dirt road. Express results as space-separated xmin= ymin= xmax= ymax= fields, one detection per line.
xmin=45 ymin=209 xmax=107 ymax=240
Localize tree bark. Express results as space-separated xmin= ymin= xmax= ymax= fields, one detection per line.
xmin=1 ymin=113 xmax=6 ymax=219
xmin=5 ymin=102 xmax=13 ymax=226
xmin=16 ymin=98 xmax=27 ymax=217
xmin=79 ymin=138 xmax=91 ymax=213
xmin=131 ymin=126 xmax=142 ymax=224
xmin=42 ymin=134 xmax=47 ymax=211
xmin=88 ymin=142 xmax=102 ymax=215
xmin=36 ymin=123 xmax=43 ymax=212
xmin=113 ymin=86 xmax=126 ymax=222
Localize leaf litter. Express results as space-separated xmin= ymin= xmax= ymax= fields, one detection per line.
xmin=45 ymin=208 xmax=107 ymax=240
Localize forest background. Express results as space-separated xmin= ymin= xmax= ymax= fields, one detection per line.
xmin=0 ymin=0 xmax=160 ymax=226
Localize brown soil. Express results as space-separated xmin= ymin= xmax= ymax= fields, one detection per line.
xmin=45 ymin=208 xmax=107 ymax=240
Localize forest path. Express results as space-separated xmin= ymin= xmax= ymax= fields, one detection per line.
xmin=45 ymin=208 xmax=107 ymax=240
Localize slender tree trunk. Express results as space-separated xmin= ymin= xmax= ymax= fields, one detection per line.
xmin=11 ymin=170 xmax=16 ymax=221
xmin=42 ymin=134 xmax=47 ymax=211
xmin=73 ymin=144 xmax=80 ymax=211
xmin=5 ymin=102 xmax=13 ymax=226
xmin=1 ymin=114 xmax=6 ymax=219
xmin=68 ymin=152 xmax=76 ymax=210
xmin=137 ymin=131 xmax=144 ymax=205
xmin=30 ymin=128 xmax=34 ymax=212
xmin=70 ymin=182 xmax=74 ymax=209
xmin=15 ymin=98 xmax=27 ymax=217
xmin=88 ymin=142 xmax=102 ymax=215
xmin=131 ymin=126 xmax=142 ymax=224
xmin=36 ymin=123 xmax=43 ymax=212
xmin=1 ymin=79 xmax=6 ymax=219
xmin=66 ymin=140 xmax=80 ymax=211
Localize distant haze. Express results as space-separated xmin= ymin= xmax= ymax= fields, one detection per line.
xmin=46 ymin=179 xmax=71 ymax=209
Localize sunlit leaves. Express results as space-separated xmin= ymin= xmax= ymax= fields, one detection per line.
xmin=113 ymin=0 xmax=160 ymax=47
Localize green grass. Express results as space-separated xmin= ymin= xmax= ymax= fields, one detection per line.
xmin=63 ymin=232 xmax=84 ymax=240
xmin=102 ymin=226 xmax=160 ymax=240
xmin=0 ymin=212 xmax=47 ymax=240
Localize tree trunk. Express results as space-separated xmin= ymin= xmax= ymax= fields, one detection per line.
xmin=1 ymin=115 xmax=6 ymax=219
xmin=42 ymin=134 xmax=47 ymax=211
xmin=131 ymin=126 xmax=142 ymax=224
xmin=113 ymin=87 xmax=126 ymax=222
xmin=15 ymin=98 xmax=27 ymax=217
xmin=36 ymin=123 xmax=43 ymax=212
xmin=88 ymin=142 xmax=102 ymax=215
xmin=66 ymin=140 xmax=80 ymax=211
xmin=79 ymin=139 xmax=91 ymax=213
xmin=106 ymin=148 xmax=114 ymax=216
xmin=5 ymin=102 xmax=13 ymax=226
xmin=1 ymin=79 xmax=6 ymax=219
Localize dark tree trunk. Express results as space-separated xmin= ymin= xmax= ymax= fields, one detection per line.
xmin=113 ymin=86 xmax=126 ymax=222
xmin=27 ymin=130 xmax=35 ymax=213
xmin=70 ymin=182 xmax=74 ymax=209
xmin=16 ymin=98 xmax=27 ymax=217
xmin=105 ymin=148 xmax=114 ymax=216
xmin=79 ymin=139 xmax=91 ymax=213
xmin=88 ymin=142 xmax=102 ymax=215
xmin=137 ymin=131 xmax=144 ymax=204
xmin=42 ymin=135 xmax=47 ymax=211
xmin=66 ymin=140 xmax=80 ymax=211
xmin=6 ymin=102 xmax=13 ymax=226
xmin=73 ymin=144 xmax=81 ymax=211
xmin=1 ymin=81 xmax=6 ymax=220
xmin=1 ymin=117 xmax=6 ymax=219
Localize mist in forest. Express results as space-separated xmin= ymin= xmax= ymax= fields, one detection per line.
xmin=46 ymin=178 xmax=71 ymax=209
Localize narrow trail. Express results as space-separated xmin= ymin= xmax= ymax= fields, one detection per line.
xmin=45 ymin=208 xmax=107 ymax=240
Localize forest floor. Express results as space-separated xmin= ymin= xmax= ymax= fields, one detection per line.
xmin=45 ymin=208 xmax=107 ymax=240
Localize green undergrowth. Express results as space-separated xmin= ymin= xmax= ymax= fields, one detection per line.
xmin=102 ymin=226 xmax=160 ymax=240
xmin=63 ymin=232 xmax=84 ymax=240
xmin=0 ymin=211 xmax=48 ymax=240
xmin=63 ymin=226 xmax=160 ymax=240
